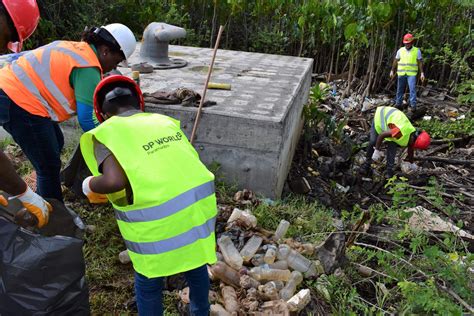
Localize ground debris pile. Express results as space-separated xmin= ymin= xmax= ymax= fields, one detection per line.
xmin=177 ymin=201 xmax=345 ymax=315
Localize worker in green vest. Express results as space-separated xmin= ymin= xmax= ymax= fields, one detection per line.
xmin=361 ymin=106 xmax=431 ymax=178
xmin=390 ymin=33 xmax=425 ymax=111
xmin=80 ymin=75 xmax=217 ymax=315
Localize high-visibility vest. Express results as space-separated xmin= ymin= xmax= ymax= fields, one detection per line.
xmin=397 ymin=46 xmax=419 ymax=76
xmin=374 ymin=106 xmax=416 ymax=147
xmin=80 ymin=112 xmax=217 ymax=278
xmin=0 ymin=41 xmax=102 ymax=122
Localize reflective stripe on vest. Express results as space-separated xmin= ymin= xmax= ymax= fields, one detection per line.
xmin=379 ymin=107 xmax=398 ymax=131
xmin=397 ymin=47 xmax=418 ymax=76
xmin=11 ymin=42 xmax=91 ymax=118
xmin=124 ymin=216 xmax=216 ymax=255
xmin=115 ymin=180 xmax=214 ymax=223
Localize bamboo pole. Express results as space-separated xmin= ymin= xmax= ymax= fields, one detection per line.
xmin=190 ymin=25 xmax=224 ymax=144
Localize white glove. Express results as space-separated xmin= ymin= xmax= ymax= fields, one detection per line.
xmin=82 ymin=176 xmax=108 ymax=204
xmin=14 ymin=186 xmax=52 ymax=228
xmin=401 ymin=162 xmax=419 ymax=174
xmin=371 ymin=148 xmax=383 ymax=162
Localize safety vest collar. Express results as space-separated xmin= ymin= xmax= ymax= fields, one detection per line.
xmin=114 ymin=180 xmax=215 ymax=223
xmin=124 ymin=216 xmax=216 ymax=255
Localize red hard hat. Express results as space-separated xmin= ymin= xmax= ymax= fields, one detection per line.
xmin=3 ymin=0 xmax=40 ymax=53
xmin=93 ymin=75 xmax=144 ymax=123
xmin=413 ymin=131 xmax=430 ymax=150
xmin=403 ymin=33 xmax=414 ymax=44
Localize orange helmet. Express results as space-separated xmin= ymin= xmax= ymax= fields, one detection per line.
xmin=93 ymin=75 xmax=144 ymax=123
xmin=403 ymin=33 xmax=414 ymax=44
xmin=413 ymin=131 xmax=430 ymax=150
xmin=3 ymin=0 xmax=40 ymax=53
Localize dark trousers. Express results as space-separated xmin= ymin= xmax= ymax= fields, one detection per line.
xmin=365 ymin=124 xmax=398 ymax=176
xmin=135 ymin=264 xmax=210 ymax=316
xmin=0 ymin=90 xmax=64 ymax=201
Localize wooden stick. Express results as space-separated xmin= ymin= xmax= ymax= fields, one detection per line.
xmin=190 ymin=25 xmax=224 ymax=144
xmin=415 ymin=156 xmax=473 ymax=165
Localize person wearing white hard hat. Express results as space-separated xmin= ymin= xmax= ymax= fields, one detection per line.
xmin=0 ymin=23 xmax=136 ymax=202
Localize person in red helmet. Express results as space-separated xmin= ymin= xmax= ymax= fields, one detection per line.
xmin=361 ymin=106 xmax=430 ymax=178
xmin=0 ymin=0 xmax=51 ymax=228
xmin=390 ymin=33 xmax=425 ymax=111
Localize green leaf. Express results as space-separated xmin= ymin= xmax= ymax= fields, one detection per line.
xmin=344 ymin=22 xmax=358 ymax=40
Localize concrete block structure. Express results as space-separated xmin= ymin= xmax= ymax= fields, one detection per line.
xmin=123 ymin=45 xmax=313 ymax=198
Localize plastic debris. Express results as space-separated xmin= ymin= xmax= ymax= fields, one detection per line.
xmin=287 ymin=289 xmax=311 ymax=312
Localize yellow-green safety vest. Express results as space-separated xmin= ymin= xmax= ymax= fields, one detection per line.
xmin=80 ymin=112 xmax=217 ymax=278
xmin=374 ymin=106 xmax=416 ymax=147
xmin=397 ymin=46 xmax=419 ymax=76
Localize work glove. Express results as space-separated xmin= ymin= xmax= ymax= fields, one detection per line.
xmin=420 ymin=72 xmax=425 ymax=82
xmin=14 ymin=186 xmax=52 ymax=228
xmin=82 ymin=176 xmax=108 ymax=204
xmin=401 ymin=162 xmax=419 ymax=174
xmin=389 ymin=70 xmax=395 ymax=79
xmin=371 ymin=148 xmax=383 ymax=162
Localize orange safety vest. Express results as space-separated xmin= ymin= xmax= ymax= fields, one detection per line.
xmin=0 ymin=41 xmax=102 ymax=122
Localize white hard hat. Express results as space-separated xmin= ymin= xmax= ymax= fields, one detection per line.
xmin=103 ymin=23 xmax=136 ymax=59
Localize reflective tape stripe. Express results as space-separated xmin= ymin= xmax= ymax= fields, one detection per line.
xmin=124 ymin=216 xmax=216 ymax=255
xmin=115 ymin=181 xmax=215 ymax=223
xmin=380 ymin=107 xmax=398 ymax=132
xmin=398 ymin=63 xmax=417 ymax=66
xmin=11 ymin=63 xmax=59 ymax=121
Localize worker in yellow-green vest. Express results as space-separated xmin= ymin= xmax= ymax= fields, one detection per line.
xmin=362 ymin=106 xmax=431 ymax=178
xmin=80 ymin=75 xmax=217 ymax=316
xmin=390 ymin=33 xmax=425 ymax=111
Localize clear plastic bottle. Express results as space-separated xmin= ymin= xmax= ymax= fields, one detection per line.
xmin=220 ymin=284 xmax=240 ymax=314
xmin=264 ymin=244 xmax=277 ymax=264
xmin=248 ymin=266 xmax=291 ymax=282
xmin=227 ymin=208 xmax=257 ymax=228
xmin=277 ymin=244 xmax=318 ymax=277
xmin=218 ymin=235 xmax=243 ymax=270
xmin=273 ymin=220 xmax=290 ymax=241
xmin=258 ymin=282 xmax=279 ymax=300
xmin=280 ymin=271 xmax=303 ymax=300
xmin=209 ymin=261 xmax=241 ymax=287
xmin=240 ymin=274 xmax=260 ymax=289
xmin=268 ymin=260 xmax=289 ymax=270
xmin=240 ymin=235 xmax=263 ymax=262
xmin=250 ymin=253 xmax=265 ymax=266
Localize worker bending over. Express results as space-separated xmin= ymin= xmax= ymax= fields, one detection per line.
xmin=362 ymin=106 xmax=431 ymax=178
xmin=0 ymin=23 xmax=136 ymax=204
xmin=80 ymin=75 xmax=217 ymax=316
xmin=0 ymin=0 xmax=52 ymax=227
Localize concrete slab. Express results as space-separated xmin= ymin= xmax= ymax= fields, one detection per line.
xmin=121 ymin=45 xmax=313 ymax=199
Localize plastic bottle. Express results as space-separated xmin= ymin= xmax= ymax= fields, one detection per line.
xmin=220 ymin=284 xmax=240 ymax=314
xmin=264 ymin=245 xmax=277 ymax=264
xmin=209 ymin=261 xmax=241 ymax=287
xmin=287 ymin=289 xmax=311 ymax=312
xmin=280 ymin=271 xmax=303 ymax=300
xmin=227 ymin=208 xmax=257 ymax=228
xmin=250 ymin=253 xmax=265 ymax=266
xmin=217 ymin=235 xmax=243 ymax=270
xmin=210 ymin=304 xmax=231 ymax=316
xmin=240 ymin=235 xmax=263 ymax=262
xmin=277 ymin=244 xmax=318 ymax=277
xmin=118 ymin=250 xmax=131 ymax=264
xmin=258 ymin=282 xmax=279 ymax=300
xmin=131 ymin=71 xmax=140 ymax=87
xmin=240 ymin=274 xmax=260 ymax=289
xmin=248 ymin=266 xmax=291 ymax=282
xmin=268 ymin=260 xmax=288 ymax=270
xmin=273 ymin=220 xmax=290 ymax=241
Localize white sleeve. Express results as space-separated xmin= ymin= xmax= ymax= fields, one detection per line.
xmin=395 ymin=48 xmax=401 ymax=60
xmin=417 ymin=49 xmax=422 ymax=60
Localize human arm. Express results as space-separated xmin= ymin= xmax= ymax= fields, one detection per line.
xmin=0 ymin=151 xmax=27 ymax=195
xmin=88 ymin=154 xmax=128 ymax=194
xmin=375 ymin=131 xmax=393 ymax=150
xmin=390 ymin=59 xmax=398 ymax=78
xmin=70 ymin=67 xmax=101 ymax=131
xmin=406 ymin=146 xmax=414 ymax=163
xmin=418 ymin=60 xmax=425 ymax=81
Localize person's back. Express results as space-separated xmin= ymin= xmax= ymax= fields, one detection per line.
xmin=80 ymin=75 xmax=216 ymax=316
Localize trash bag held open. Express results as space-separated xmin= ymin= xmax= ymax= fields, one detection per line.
xmin=0 ymin=193 xmax=90 ymax=315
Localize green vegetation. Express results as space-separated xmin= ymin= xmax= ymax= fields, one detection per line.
xmin=417 ymin=113 xmax=473 ymax=138
xmin=31 ymin=0 xmax=473 ymax=96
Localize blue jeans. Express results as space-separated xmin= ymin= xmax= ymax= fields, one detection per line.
xmin=135 ymin=264 xmax=210 ymax=316
xmin=396 ymin=75 xmax=417 ymax=109
xmin=0 ymin=90 xmax=64 ymax=201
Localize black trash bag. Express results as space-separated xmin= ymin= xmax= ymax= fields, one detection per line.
xmin=0 ymin=198 xmax=89 ymax=315
xmin=61 ymin=144 xmax=91 ymax=199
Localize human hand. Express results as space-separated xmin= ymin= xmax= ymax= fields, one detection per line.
xmin=420 ymin=72 xmax=425 ymax=82
xmin=390 ymin=70 xmax=395 ymax=79
xmin=15 ymin=186 xmax=52 ymax=228
xmin=82 ymin=176 xmax=108 ymax=204
xmin=371 ymin=148 xmax=383 ymax=162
